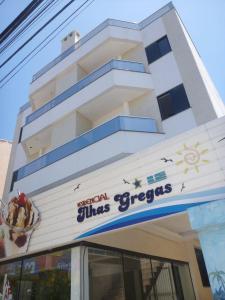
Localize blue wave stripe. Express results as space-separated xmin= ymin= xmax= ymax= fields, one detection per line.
xmin=102 ymin=186 xmax=225 ymax=226
xmin=77 ymin=201 xmax=209 ymax=239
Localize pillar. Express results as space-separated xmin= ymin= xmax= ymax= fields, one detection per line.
xmin=188 ymin=199 xmax=225 ymax=300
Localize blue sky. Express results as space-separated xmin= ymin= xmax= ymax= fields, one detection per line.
xmin=0 ymin=0 xmax=224 ymax=141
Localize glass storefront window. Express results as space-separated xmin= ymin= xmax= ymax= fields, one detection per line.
xmin=123 ymin=255 xmax=153 ymax=300
xmin=88 ymin=248 xmax=196 ymax=300
xmin=0 ymin=260 xmax=22 ymax=299
xmin=19 ymin=249 xmax=71 ymax=300
xmin=151 ymin=260 xmax=177 ymax=300
xmin=0 ymin=244 xmax=196 ymax=300
xmin=88 ymin=247 xmax=126 ymax=300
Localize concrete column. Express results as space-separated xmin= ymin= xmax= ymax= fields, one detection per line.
xmin=123 ymin=101 xmax=130 ymax=115
xmin=71 ymin=247 xmax=81 ymax=300
xmin=188 ymin=200 xmax=225 ymax=300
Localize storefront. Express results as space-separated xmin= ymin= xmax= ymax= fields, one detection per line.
xmin=0 ymin=242 xmax=196 ymax=300
xmin=1 ymin=116 xmax=225 ymax=299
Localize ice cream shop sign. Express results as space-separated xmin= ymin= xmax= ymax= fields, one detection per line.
xmin=0 ymin=192 xmax=40 ymax=256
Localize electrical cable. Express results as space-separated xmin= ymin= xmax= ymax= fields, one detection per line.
xmin=0 ymin=0 xmax=78 ymax=69
xmin=0 ymin=0 xmax=96 ymax=88
xmin=0 ymin=0 xmax=45 ymax=43
xmin=0 ymin=0 xmax=60 ymax=55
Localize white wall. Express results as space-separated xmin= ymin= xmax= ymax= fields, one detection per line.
xmin=51 ymin=112 xmax=76 ymax=149
xmin=162 ymin=108 xmax=197 ymax=139
xmin=141 ymin=17 xmax=166 ymax=47
xmin=92 ymin=105 xmax=124 ymax=128
xmin=148 ymin=52 xmax=182 ymax=96
xmin=75 ymin=111 xmax=92 ymax=136
xmin=129 ymin=93 xmax=162 ymax=131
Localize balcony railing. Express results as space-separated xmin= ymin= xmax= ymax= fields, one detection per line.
xmin=11 ymin=116 xmax=158 ymax=188
xmin=25 ymin=60 xmax=146 ymax=125
xmin=32 ymin=19 xmax=140 ymax=82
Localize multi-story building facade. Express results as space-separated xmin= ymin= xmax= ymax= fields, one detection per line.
xmin=1 ymin=3 xmax=225 ymax=300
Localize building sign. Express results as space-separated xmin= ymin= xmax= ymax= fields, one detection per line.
xmin=0 ymin=192 xmax=40 ymax=258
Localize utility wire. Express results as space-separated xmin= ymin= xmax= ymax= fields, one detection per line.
xmin=0 ymin=0 xmax=54 ymax=49
xmin=0 ymin=0 xmax=96 ymax=88
xmin=0 ymin=0 xmax=78 ymax=68
xmin=0 ymin=0 xmax=6 ymax=5
xmin=0 ymin=0 xmax=45 ymax=43
xmin=0 ymin=0 xmax=60 ymax=55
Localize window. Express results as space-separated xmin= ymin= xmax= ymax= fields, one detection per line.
xmin=10 ymin=170 xmax=18 ymax=192
xmin=88 ymin=248 xmax=125 ymax=300
xmin=0 ymin=260 xmax=22 ymax=299
xmin=18 ymin=127 xmax=23 ymax=143
xmin=88 ymin=246 xmax=196 ymax=300
xmin=157 ymin=84 xmax=190 ymax=120
xmin=19 ymin=249 xmax=71 ymax=299
xmin=195 ymin=248 xmax=210 ymax=287
xmin=145 ymin=36 xmax=171 ymax=64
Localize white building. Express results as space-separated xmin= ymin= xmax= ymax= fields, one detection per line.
xmin=1 ymin=3 xmax=225 ymax=300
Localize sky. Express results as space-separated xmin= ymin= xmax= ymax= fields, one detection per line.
xmin=0 ymin=0 xmax=224 ymax=141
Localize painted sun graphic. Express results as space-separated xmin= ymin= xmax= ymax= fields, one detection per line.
xmin=175 ymin=142 xmax=209 ymax=174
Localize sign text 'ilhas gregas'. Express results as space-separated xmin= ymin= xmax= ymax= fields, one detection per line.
xmin=76 ymin=171 xmax=172 ymax=223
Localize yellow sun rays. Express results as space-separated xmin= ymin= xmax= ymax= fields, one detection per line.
xmin=175 ymin=142 xmax=209 ymax=174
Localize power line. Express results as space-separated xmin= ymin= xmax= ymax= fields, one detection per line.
xmin=0 ymin=0 xmax=96 ymax=88
xmin=0 ymin=0 xmax=60 ymax=56
xmin=0 ymin=0 xmax=45 ymax=43
xmin=0 ymin=0 xmax=77 ymax=69
xmin=0 ymin=0 xmax=6 ymax=5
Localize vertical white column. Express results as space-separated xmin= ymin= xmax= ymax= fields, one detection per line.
xmin=123 ymin=102 xmax=130 ymax=116
xmin=80 ymin=246 xmax=89 ymax=300
xmin=71 ymin=247 xmax=81 ymax=300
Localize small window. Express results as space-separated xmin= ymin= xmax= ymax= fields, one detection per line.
xmin=145 ymin=36 xmax=171 ymax=64
xmin=10 ymin=170 xmax=18 ymax=192
xmin=195 ymin=248 xmax=210 ymax=287
xmin=18 ymin=127 xmax=23 ymax=143
xmin=157 ymin=84 xmax=190 ymax=120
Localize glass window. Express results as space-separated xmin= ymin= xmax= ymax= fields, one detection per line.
xmin=158 ymin=36 xmax=171 ymax=56
xmin=123 ymin=255 xmax=153 ymax=300
xmin=145 ymin=36 xmax=171 ymax=64
xmin=172 ymin=262 xmax=196 ymax=300
xmin=19 ymin=249 xmax=71 ymax=300
xmin=195 ymin=248 xmax=210 ymax=287
xmin=157 ymin=84 xmax=190 ymax=120
xmin=151 ymin=260 xmax=177 ymax=300
xmin=88 ymin=247 xmax=125 ymax=300
xmin=0 ymin=260 xmax=22 ymax=299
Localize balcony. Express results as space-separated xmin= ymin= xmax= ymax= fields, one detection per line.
xmin=11 ymin=116 xmax=164 ymax=194
xmin=31 ymin=19 xmax=141 ymax=87
xmin=22 ymin=60 xmax=153 ymax=141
